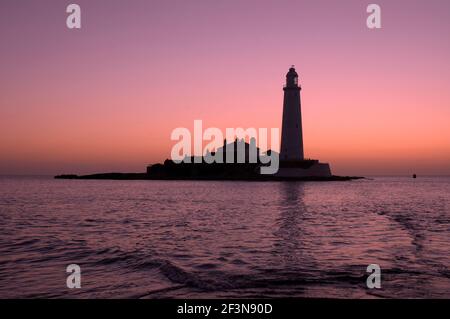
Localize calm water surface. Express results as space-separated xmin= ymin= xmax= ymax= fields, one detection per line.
xmin=0 ymin=176 xmax=449 ymax=298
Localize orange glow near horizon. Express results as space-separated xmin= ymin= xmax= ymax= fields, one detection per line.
xmin=1 ymin=0 xmax=450 ymax=176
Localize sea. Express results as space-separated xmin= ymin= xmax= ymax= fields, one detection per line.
xmin=0 ymin=176 xmax=449 ymax=298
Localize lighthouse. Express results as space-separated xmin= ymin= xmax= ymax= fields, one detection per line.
xmin=280 ymin=66 xmax=304 ymax=161
xmin=277 ymin=66 xmax=332 ymax=177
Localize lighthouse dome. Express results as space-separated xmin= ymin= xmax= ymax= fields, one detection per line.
xmin=287 ymin=66 xmax=298 ymax=76
xmin=285 ymin=66 xmax=299 ymax=87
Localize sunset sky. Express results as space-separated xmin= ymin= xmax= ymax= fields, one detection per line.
xmin=1 ymin=0 xmax=450 ymax=176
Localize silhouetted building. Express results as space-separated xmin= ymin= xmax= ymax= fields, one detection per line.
xmin=280 ymin=66 xmax=304 ymax=161
xmin=146 ymin=66 xmax=333 ymax=179
xmin=277 ymin=66 xmax=332 ymax=177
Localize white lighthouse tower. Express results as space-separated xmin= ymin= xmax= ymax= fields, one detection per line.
xmin=280 ymin=66 xmax=304 ymax=161
xmin=277 ymin=66 xmax=332 ymax=177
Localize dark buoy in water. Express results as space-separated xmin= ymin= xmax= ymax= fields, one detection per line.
xmin=413 ymin=174 xmax=417 ymax=178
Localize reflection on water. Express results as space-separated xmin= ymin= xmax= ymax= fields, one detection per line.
xmin=0 ymin=176 xmax=449 ymax=298
xmin=273 ymin=183 xmax=310 ymax=269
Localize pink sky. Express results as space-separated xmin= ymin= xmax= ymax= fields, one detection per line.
xmin=1 ymin=0 xmax=450 ymax=175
